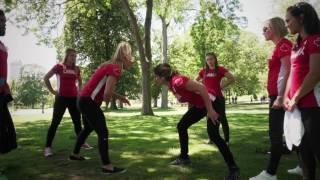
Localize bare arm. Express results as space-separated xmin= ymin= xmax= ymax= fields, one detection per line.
xmin=103 ymin=76 xmax=117 ymax=108
xmin=272 ymin=56 xmax=290 ymax=109
xmin=221 ymin=72 xmax=235 ymax=90
xmin=184 ymin=79 xmax=219 ymax=123
xmin=195 ymin=75 xmax=202 ymax=82
xmin=43 ymin=70 xmax=57 ymax=95
xmin=113 ymin=92 xmax=131 ymax=105
xmin=78 ymin=76 xmax=83 ymax=93
xmin=288 ymin=54 xmax=320 ymax=110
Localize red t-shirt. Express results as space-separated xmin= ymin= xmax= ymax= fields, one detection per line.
xmin=169 ymin=74 xmax=214 ymax=108
xmin=198 ymin=66 xmax=228 ymax=97
xmin=267 ymin=38 xmax=292 ymax=96
xmin=0 ymin=41 xmax=9 ymax=95
xmin=50 ymin=63 xmax=80 ymax=97
xmin=289 ymin=34 xmax=320 ymax=108
xmin=80 ymin=63 xmax=122 ymax=106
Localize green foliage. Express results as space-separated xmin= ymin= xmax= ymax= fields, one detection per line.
xmin=190 ymin=1 xmax=240 ymax=66
xmin=190 ymin=1 xmax=270 ymax=96
xmin=15 ymin=75 xmax=49 ymax=108
xmin=271 ymin=0 xmax=320 ymax=16
xmin=60 ymin=0 xmax=140 ymax=100
xmin=154 ymin=0 xmax=189 ymax=22
xmin=169 ymin=33 xmax=199 ymax=78
xmin=1 ymin=104 xmax=306 ymax=179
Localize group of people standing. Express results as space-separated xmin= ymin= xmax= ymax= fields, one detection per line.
xmin=1 ymin=1 xmax=320 ymax=179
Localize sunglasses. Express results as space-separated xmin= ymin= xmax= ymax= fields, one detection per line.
xmin=262 ymin=27 xmax=269 ymax=33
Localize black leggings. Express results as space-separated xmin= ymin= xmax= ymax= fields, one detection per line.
xmin=45 ymin=96 xmax=82 ymax=147
xmin=299 ymin=107 xmax=320 ymax=180
xmin=266 ymin=96 xmax=285 ymax=175
xmin=73 ymin=97 xmax=110 ymax=165
xmin=212 ymin=96 xmax=229 ymax=142
xmin=178 ymin=100 xmax=237 ymax=170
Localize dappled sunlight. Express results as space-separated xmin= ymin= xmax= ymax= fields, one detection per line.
xmin=1 ymin=104 xmax=309 ymax=179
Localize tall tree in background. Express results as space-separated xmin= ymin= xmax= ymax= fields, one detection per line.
xmin=121 ymin=0 xmax=154 ymax=115
xmin=271 ymin=0 xmax=320 ymax=16
xmin=59 ymin=0 xmax=140 ymax=110
xmin=154 ymin=0 xmax=189 ymax=108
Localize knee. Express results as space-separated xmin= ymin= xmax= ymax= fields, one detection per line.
xmin=177 ymin=122 xmax=186 ymax=132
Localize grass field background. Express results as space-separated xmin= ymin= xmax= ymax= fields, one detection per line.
xmin=0 ymin=104 xmax=307 ymax=179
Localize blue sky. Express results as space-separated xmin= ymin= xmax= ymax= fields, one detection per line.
xmin=0 ymin=0 xmax=273 ymax=73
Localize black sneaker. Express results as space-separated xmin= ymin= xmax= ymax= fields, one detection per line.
xmin=169 ymin=158 xmax=191 ymax=165
xmin=101 ymin=167 xmax=126 ymax=174
xmin=224 ymin=169 xmax=240 ymax=180
xmin=69 ymin=154 xmax=86 ymax=161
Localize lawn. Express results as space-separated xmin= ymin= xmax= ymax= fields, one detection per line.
xmin=0 ymin=104 xmax=306 ymax=179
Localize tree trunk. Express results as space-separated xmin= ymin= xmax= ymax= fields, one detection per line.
xmin=110 ymin=98 xmax=118 ymax=110
xmin=160 ymin=16 xmax=169 ymax=108
xmin=153 ymin=97 xmax=158 ymax=108
xmin=121 ymin=0 xmax=154 ymax=115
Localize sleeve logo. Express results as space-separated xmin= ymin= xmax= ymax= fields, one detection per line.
xmin=113 ymin=68 xmax=121 ymax=76
xmin=280 ymin=43 xmax=290 ymax=52
xmin=173 ymin=78 xmax=184 ymax=87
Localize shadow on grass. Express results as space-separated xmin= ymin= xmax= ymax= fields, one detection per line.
xmin=0 ymin=112 xmax=306 ymax=179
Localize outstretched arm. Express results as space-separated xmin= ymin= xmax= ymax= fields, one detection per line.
xmin=184 ymin=79 xmax=219 ymax=124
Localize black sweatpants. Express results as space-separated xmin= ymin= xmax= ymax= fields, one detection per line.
xmin=178 ymin=100 xmax=237 ymax=170
xmin=299 ymin=107 xmax=320 ymax=180
xmin=214 ymin=96 xmax=229 ymax=142
xmin=73 ymin=97 xmax=111 ymax=165
xmin=45 ymin=95 xmax=82 ymax=147
xmin=266 ymin=96 xmax=285 ymax=175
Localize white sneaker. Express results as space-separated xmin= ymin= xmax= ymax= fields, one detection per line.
xmin=249 ymin=170 xmax=277 ymax=180
xmin=287 ymin=166 xmax=303 ymax=176
xmin=81 ymin=143 xmax=93 ymax=150
xmin=44 ymin=147 xmax=53 ymax=157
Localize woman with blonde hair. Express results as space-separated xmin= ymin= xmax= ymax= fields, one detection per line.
xmin=250 ymin=17 xmax=292 ymax=180
xmin=69 ymin=42 xmax=134 ymax=174
xmin=43 ymin=48 xmax=91 ymax=157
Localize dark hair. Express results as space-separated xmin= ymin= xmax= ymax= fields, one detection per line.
xmin=153 ymin=63 xmax=178 ymax=81
xmin=287 ymin=2 xmax=320 ymax=49
xmin=205 ymin=52 xmax=219 ymax=75
xmin=0 ymin=10 xmax=4 ymax=16
xmin=62 ymin=48 xmax=76 ymax=65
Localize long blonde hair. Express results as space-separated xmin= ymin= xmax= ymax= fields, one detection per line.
xmin=265 ymin=17 xmax=288 ymax=38
xmin=101 ymin=42 xmax=132 ymax=68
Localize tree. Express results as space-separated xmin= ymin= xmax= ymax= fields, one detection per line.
xmin=154 ymin=0 xmax=189 ymax=108
xmin=271 ymin=0 xmax=320 ymax=16
xmin=121 ymin=0 xmax=154 ymax=115
xmin=16 ymin=76 xmax=47 ymax=108
xmin=59 ymin=0 xmax=140 ymax=110
xmin=191 ymin=0 xmax=241 ymax=66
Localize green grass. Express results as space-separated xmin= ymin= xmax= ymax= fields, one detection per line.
xmin=0 ymin=104 xmax=308 ymax=179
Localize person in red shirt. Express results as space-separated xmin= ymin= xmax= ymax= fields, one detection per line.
xmin=0 ymin=9 xmax=17 ymax=154
xmin=43 ymin=48 xmax=91 ymax=157
xmin=154 ymin=63 xmax=240 ymax=180
xmin=196 ymin=52 xmax=235 ymax=145
xmin=284 ymin=2 xmax=320 ymax=180
xmin=250 ymin=17 xmax=292 ymax=180
xmin=68 ymin=42 xmax=133 ymax=174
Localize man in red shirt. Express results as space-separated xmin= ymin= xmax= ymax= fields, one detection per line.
xmin=0 ymin=9 xmax=17 ymax=154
